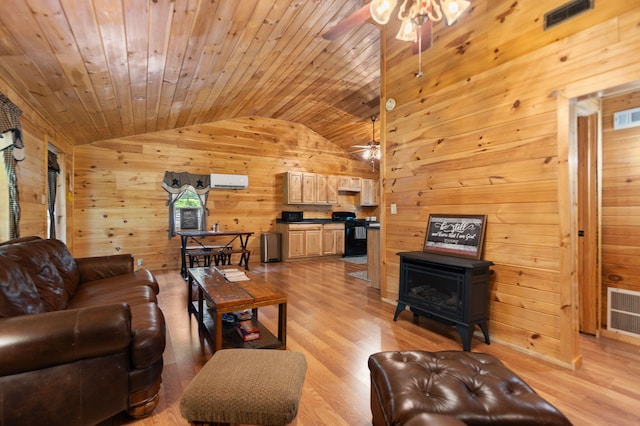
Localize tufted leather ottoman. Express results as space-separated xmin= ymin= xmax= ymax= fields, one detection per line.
xmin=368 ymin=351 xmax=572 ymax=426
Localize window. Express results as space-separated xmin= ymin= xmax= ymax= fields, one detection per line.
xmin=174 ymin=189 xmax=204 ymax=231
xmin=162 ymin=171 xmax=211 ymax=238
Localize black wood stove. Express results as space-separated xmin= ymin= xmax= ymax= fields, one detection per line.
xmin=394 ymin=251 xmax=493 ymax=351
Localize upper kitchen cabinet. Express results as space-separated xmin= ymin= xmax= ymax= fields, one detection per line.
xmin=302 ymin=173 xmax=316 ymax=204
xmin=317 ymin=175 xmax=338 ymax=204
xmin=338 ymin=176 xmax=361 ymax=192
xmin=284 ymin=171 xmax=338 ymax=205
xmin=357 ymin=178 xmax=380 ymax=206
xmin=284 ymin=171 xmax=304 ymax=204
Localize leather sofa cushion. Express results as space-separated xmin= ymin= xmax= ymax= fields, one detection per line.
xmin=0 ymin=257 xmax=45 ymax=317
xmin=0 ymin=239 xmax=80 ymax=311
xmin=67 ymin=284 xmax=156 ymax=309
xmin=73 ymin=269 xmax=159 ymax=297
xmin=75 ymin=254 xmax=134 ymax=283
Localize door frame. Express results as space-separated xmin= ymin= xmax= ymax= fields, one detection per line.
xmin=557 ymin=75 xmax=640 ymax=369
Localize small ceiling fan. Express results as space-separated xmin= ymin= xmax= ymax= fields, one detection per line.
xmin=322 ymin=1 xmax=433 ymax=54
xmin=351 ymin=116 xmax=381 ymax=171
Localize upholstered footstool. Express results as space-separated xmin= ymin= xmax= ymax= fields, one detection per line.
xmin=368 ymin=351 xmax=572 ymax=426
xmin=180 ymin=349 xmax=307 ymax=426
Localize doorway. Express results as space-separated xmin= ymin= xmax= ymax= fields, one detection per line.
xmin=572 ymin=82 xmax=640 ymax=344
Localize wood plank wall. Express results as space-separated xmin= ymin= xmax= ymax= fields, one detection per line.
xmin=380 ymin=0 xmax=640 ymax=366
xmin=72 ymin=117 xmax=378 ymax=270
xmin=601 ymin=90 xmax=640 ymax=327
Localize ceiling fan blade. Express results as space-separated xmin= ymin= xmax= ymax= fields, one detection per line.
xmin=322 ymin=3 xmax=372 ymax=41
xmin=412 ymin=20 xmax=433 ymax=54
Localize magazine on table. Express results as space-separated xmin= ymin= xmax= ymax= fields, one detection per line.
xmin=215 ymin=267 xmax=249 ymax=281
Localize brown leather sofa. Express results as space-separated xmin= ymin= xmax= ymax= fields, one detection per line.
xmin=369 ymin=351 xmax=573 ymax=426
xmin=0 ymin=237 xmax=166 ymax=426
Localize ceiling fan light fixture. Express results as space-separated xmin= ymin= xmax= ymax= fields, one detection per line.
xmin=360 ymin=115 xmax=381 ymax=167
xmin=370 ymin=0 xmax=398 ymax=25
xmin=441 ymin=0 xmax=470 ymax=25
xmin=396 ymin=15 xmax=418 ymax=42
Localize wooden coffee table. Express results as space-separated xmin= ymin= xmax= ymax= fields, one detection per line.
xmin=187 ymin=267 xmax=287 ymax=352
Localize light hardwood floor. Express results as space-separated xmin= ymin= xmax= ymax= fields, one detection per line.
xmin=103 ymin=257 xmax=640 ymax=425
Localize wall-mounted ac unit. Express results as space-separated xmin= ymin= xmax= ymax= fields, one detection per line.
xmin=210 ymin=173 xmax=248 ymax=189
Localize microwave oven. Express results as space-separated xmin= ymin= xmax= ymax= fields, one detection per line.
xmin=281 ymin=211 xmax=303 ymax=222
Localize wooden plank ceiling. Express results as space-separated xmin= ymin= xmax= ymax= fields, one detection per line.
xmin=0 ymin=0 xmax=380 ymax=151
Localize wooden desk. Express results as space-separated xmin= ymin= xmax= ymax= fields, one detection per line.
xmin=178 ymin=230 xmax=254 ymax=278
xmin=187 ymin=267 xmax=287 ymax=352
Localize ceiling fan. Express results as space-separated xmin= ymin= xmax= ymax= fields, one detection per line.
xmin=322 ymin=0 xmax=471 ymax=76
xmin=351 ymin=116 xmax=381 ymax=172
xmin=322 ymin=1 xmax=433 ymax=54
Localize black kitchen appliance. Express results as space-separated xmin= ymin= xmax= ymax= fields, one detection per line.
xmin=332 ymin=211 xmax=368 ymax=257
xmin=281 ymin=211 xmax=303 ymax=222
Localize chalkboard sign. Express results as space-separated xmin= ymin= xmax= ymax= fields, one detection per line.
xmin=423 ymin=214 xmax=487 ymax=259
xmin=180 ymin=208 xmax=200 ymax=230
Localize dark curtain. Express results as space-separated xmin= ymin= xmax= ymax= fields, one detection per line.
xmin=0 ymin=93 xmax=24 ymax=239
xmin=0 ymin=93 xmax=24 ymax=161
xmin=2 ymin=147 xmax=20 ymax=239
xmin=162 ymin=171 xmax=211 ymax=238
xmin=47 ymin=151 xmax=60 ymax=239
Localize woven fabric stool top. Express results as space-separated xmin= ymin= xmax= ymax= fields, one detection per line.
xmin=180 ymin=349 xmax=307 ymax=426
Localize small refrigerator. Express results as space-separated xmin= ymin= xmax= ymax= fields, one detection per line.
xmin=261 ymin=233 xmax=281 ymax=263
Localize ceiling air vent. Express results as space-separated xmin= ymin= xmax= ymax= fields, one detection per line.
xmin=614 ymin=107 xmax=640 ymax=131
xmin=544 ymin=0 xmax=594 ymax=30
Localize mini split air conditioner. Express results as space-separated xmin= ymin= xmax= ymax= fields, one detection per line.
xmin=209 ymin=173 xmax=249 ymax=189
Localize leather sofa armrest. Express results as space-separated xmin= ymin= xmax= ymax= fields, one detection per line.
xmin=76 ymin=254 xmax=134 ymax=283
xmin=0 ymin=303 xmax=132 ymax=376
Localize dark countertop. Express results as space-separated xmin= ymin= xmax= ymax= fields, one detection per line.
xmin=276 ymin=218 xmax=334 ymax=224
xmin=277 ymin=218 xmax=381 ymax=227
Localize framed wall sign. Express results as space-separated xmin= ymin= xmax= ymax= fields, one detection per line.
xmin=423 ymin=214 xmax=487 ymax=259
xmin=179 ymin=208 xmax=200 ymax=230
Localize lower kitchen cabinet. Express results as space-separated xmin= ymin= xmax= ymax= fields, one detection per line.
xmin=277 ymin=223 xmax=344 ymax=260
xmin=322 ymin=223 xmax=345 ymax=255
xmin=277 ymin=223 xmax=323 ymax=260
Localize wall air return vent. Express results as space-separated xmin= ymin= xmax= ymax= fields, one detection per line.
xmin=608 ymin=287 xmax=640 ymax=338
xmin=613 ymin=107 xmax=640 ymax=131
xmin=544 ymin=0 xmax=594 ymax=30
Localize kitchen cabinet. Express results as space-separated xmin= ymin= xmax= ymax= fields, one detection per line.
xmin=302 ymin=173 xmax=316 ymax=204
xmin=357 ymin=178 xmax=379 ymax=206
xmin=285 ymin=172 xmax=366 ymax=204
xmin=277 ymin=223 xmax=323 ymax=260
xmin=316 ymin=174 xmax=338 ymax=205
xmin=284 ymin=171 xmax=303 ymax=204
xmin=338 ymin=176 xmax=361 ymax=192
xmin=322 ymin=223 xmax=345 ymax=255
xmin=284 ymin=172 xmax=338 ymax=205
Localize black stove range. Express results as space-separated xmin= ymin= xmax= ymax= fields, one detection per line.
xmin=332 ymin=212 xmax=368 ymax=257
